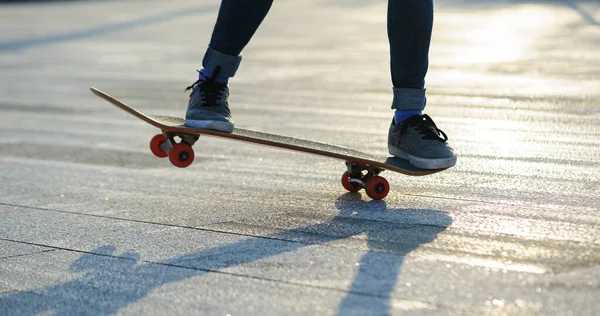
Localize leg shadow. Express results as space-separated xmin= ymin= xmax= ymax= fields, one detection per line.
xmin=334 ymin=193 xmax=451 ymax=315
xmin=0 ymin=194 xmax=450 ymax=315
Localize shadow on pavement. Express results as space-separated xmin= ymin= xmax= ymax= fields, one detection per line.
xmin=0 ymin=3 xmax=217 ymax=52
xmin=333 ymin=194 xmax=451 ymax=315
xmin=0 ymin=194 xmax=451 ymax=315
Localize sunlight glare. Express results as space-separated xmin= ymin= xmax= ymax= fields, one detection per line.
xmin=457 ymin=6 xmax=557 ymax=64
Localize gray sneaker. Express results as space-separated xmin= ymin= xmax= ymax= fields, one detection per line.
xmin=388 ymin=114 xmax=457 ymax=169
xmin=184 ymin=71 xmax=234 ymax=133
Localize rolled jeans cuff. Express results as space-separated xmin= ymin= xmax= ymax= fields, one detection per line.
xmin=391 ymin=87 xmax=427 ymax=111
xmin=202 ymin=46 xmax=242 ymax=78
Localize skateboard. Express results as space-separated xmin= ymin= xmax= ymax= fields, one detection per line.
xmin=90 ymin=87 xmax=447 ymax=200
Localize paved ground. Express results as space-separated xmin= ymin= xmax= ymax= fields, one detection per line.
xmin=0 ymin=0 xmax=599 ymax=315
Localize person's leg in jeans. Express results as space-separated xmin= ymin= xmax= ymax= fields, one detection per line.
xmin=185 ymin=0 xmax=273 ymax=132
xmin=186 ymin=0 xmax=455 ymax=169
xmin=387 ymin=0 xmax=456 ymax=169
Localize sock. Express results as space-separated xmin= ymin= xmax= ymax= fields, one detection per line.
xmin=394 ymin=110 xmax=422 ymax=124
xmin=199 ymin=68 xmax=229 ymax=84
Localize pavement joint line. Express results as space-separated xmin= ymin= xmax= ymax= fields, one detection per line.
xmin=0 ymin=200 xmax=451 ymax=230
xmin=0 ymin=238 xmax=435 ymax=305
xmin=0 ymin=249 xmax=58 ymax=261
xmin=5 ymin=152 xmax=598 ymax=189
xmin=0 ymin=202 xmax=445 ymax=254
xmin=151 ymin=261 xmax=434 ymax=305
xmin=0 ymin=202 xmax=385 ymax=250
xmin=1 ymin=170 xmax=582 ymax=211
xmin=0 ymin=289 xmax=20 ymax=296
xmin=1 ymin=201 xmax=596 ymax=247
xmin=0 ymin=238 xmax=85 ymax=255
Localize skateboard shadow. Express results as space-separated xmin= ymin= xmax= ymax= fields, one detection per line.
xmin=0 ymin=196 xmax=451 ymax=315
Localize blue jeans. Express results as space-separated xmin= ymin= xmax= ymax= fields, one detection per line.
xmin=203 ymin=0 xmax=432 ymax=111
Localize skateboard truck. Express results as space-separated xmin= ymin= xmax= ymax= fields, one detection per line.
xmin=150 ymin=132 xmax=392 ymax=199
xmin=150 ymin=131 xmax=199 ymax=168
xmin=342 ymin=162 xmax=390 ymax=200
xmin=152 ymin=132 xmax=392 ymax=199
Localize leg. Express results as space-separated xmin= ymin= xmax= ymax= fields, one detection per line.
xmin=386 ymin=0 xmax=457 ymax=169
xmin=203 ymin=0 xmax=274 ymax=80
xmin=209 ymin=0 xmax=273 ymax=57
xmin=388 ymin=0 xmax=433 ymax=117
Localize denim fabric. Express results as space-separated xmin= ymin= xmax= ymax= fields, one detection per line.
xmin=204 ymin=0 xmax=433 ymax=110
xmin=392 ymin=87 xmax=427 ymax=111
xmin=209 ymin=0 xmax=273 ymax=57
xmin=202 ymin=47 xmax=242 ymax=78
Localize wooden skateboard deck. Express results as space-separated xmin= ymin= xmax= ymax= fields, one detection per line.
xmin=90 ymin=87 xmax=447 ymax=199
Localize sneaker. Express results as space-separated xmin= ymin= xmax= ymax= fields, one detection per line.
xmin=184 ymin=70 xmax=234 ymax=133
xmin=388 ymin=114 xmax=457 ymax=169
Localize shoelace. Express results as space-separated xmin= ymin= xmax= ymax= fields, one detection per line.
xmin=184 ymin=67 xmax=226 ymax=107
xmin=401 ymin=114 xmax=448 ymax=142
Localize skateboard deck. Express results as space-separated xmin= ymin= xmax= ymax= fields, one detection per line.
xmin=90 ymin=87 xmax=447 ymax=199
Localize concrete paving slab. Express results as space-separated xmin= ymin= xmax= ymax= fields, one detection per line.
xmin=2 ymin=200 xmax=599 ymax=314
xmin=0 ymin=250 xmax=447 ymax=315
xmin=1 ymin=0 xmax=599 ymax=314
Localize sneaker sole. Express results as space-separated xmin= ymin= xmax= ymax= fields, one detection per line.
xmin=388 ymin=145 xmax=457 ymax=169
xmin=185 ymin=119 xmax=234 ymax=133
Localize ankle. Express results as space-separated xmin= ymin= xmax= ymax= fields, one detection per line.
xmin=200 ymin=68 xmax=229 ymax=84
xmin=394 ymin=110 xmax=422 ymax=124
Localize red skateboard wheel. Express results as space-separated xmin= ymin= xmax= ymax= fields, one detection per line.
xmin=364 ymin=176 xmax=389 ymax=200
xmin=341 ymin=171 xmax=361 ymax=193
xmin=169 ymin=143 xmax=195 ymax=168
xmin=150 ymin=134 xmax=168 ymax=158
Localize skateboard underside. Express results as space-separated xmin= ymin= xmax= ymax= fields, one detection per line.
xmin=148 ymin=116 xmax=395 ymax=200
